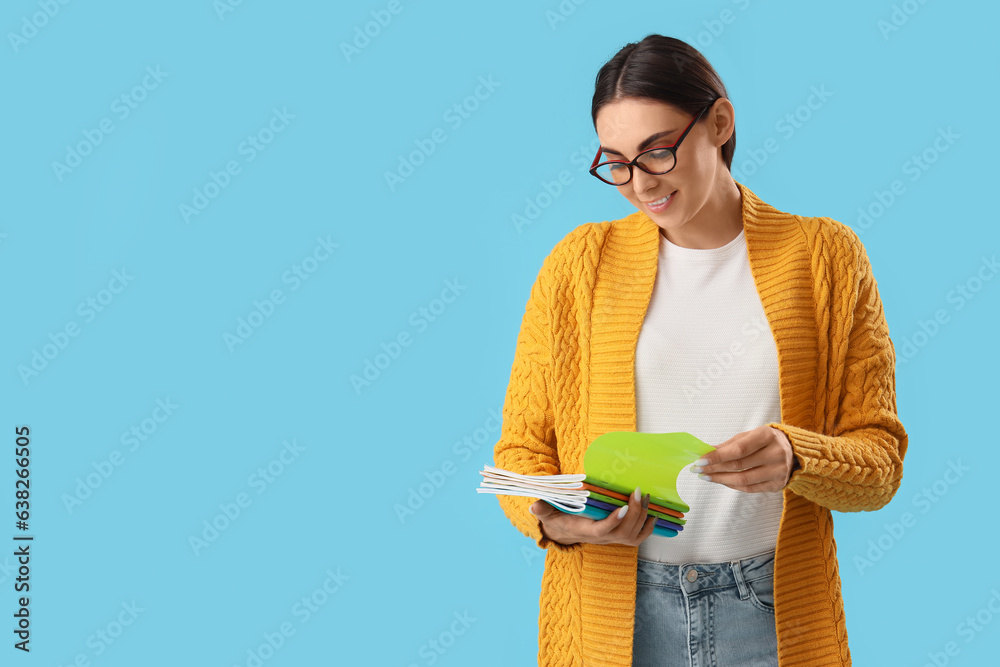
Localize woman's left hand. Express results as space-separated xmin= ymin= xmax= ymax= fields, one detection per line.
xmin=690 ymin=425 xmax=800 ymax=493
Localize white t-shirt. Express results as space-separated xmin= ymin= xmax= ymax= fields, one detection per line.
xmin=635 ymin=227 xmax=784 ymax=565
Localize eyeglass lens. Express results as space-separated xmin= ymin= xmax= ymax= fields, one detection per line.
xmin=593 ymin=148 xmax=676 ymax=185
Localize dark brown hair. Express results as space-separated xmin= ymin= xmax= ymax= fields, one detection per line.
xmin=591 ymin=34 xmax=735 ymax=171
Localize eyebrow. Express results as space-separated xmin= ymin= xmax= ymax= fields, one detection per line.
xmin=600 ymin=129 xmax=678 ymax=157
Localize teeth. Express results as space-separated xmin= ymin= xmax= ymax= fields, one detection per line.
xmin=650 ymin=192 xmax=673 ymax=205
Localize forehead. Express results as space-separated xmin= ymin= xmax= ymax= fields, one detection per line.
xmin=595 ymin=98 xmax=687 ymax=141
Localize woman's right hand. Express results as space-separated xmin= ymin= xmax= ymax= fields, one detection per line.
xmin=529 ymin=488 xmax=656 ymax=547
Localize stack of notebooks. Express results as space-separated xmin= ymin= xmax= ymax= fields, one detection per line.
xmin=478 ymin=431 xmax=715 ymax=538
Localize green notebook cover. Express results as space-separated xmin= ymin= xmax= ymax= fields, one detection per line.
xmin=583 ymin=431 xmax=716 ymax=514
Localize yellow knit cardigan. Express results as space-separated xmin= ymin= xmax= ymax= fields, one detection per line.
xmin=492 ymin=181 xmax=908 ymax=666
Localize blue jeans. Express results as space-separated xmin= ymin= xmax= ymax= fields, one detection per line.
xmin=632 ymin=549 xmax=778 ymax=667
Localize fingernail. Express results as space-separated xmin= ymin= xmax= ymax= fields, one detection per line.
xmin=690 ymin=466 xmax=703 ymax=474
xmin=528 ymin=506 xmax=536 ymax=515
xmin=618 ymin=505 xmax=628 ymax=519
xmin=698 ymin=473 xmax=712 ymax=482
xmin=693 ymin=459 xmax=709 ymax=467
xmin=633 ymin=486 xmax=641 ymax=501
xmin=641 ymin=493 xmax=650 ymax=510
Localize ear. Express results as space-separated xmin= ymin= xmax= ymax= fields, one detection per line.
xmin=706 ymin=98 xmax=735 ymax=148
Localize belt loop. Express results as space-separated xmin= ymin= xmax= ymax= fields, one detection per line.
xmin=730 ymin=559 xmax=750 ymax=600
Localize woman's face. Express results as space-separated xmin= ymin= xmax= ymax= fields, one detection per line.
xmin=594 ymin=97 xmax=731 ymax=231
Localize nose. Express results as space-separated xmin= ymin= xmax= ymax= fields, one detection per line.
xmin=630 ymin=166 xmax=661 ymax=194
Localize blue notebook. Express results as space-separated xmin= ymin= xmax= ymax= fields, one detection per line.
xmin=585 ymin=497 xmax=684 ymax=532
xmin=547 ymin=501 xmax=679 ymax=538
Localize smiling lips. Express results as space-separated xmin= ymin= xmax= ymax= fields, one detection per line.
xmin=644 ymin=190 xmax=677 ymax=212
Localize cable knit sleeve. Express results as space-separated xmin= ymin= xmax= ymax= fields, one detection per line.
xmin=772 ymin=230 xmax=908 ymax=512
xmin=492 ymin=247 xmax=582 ymax=553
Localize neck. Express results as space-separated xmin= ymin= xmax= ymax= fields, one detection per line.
xmin=659 ymin=176 xmax=743 ymax=249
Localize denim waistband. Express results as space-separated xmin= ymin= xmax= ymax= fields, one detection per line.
xmin=636 ymin=548 xmax=775 ymax=597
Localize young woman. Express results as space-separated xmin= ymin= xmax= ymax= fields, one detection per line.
xmin=492 ymin=35 xmax=908 ymax=667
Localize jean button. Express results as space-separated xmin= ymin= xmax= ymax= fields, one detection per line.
xmin=686 ymin=569 xmax=698 ymax=582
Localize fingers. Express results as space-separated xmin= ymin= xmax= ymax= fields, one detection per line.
xmin=735 ymin=477 xmax=790 ymax=493
xmin=531 ymin=490 xmax=657 ymax=547
xmin=701 ymin=425 xmax=771 ymax=469
xmin=621 ymin=489 xmax=654 ymax=545
xmin=598 ymin=486 xmax=638 ymax=530
xmin=710 ymin=464 xmax=790 ymax=492
xmin=699 ymin=431 xmax=752 ymax=468
xmin=626 ymin=488 xmax=650 ymax=535
xmin=597 ymin=487 xmax=652 ymax=546
xmin=530 ymin=500 xmax=585 ymax=546
xmin=529 ymin=500 xmax=555 ymax=521
xmin=636 ymin=513 xmax=657 ymax=542
xmin=695 ymin=426 xmax=792 ymax=492
xmin=624 ymin=491 xmax=654 ymax=543
xmin=532 ymin=499 xmax=609 ymax=543
xmin=702 ymin=442 xmax=770 ymax=474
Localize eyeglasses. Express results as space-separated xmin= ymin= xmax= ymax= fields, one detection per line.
xmin=589 ymin=102 xmax=715 ymax=186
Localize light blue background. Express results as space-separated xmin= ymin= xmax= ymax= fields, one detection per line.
xmin=2 ymin=0 xmax=997 ymax=665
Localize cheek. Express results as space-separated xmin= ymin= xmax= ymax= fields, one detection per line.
xmin=691 ymin=148 xmax=715 ymax=175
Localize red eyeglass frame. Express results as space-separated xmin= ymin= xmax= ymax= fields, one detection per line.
xmin=589 ymin=101 xmax=715 ymax=185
